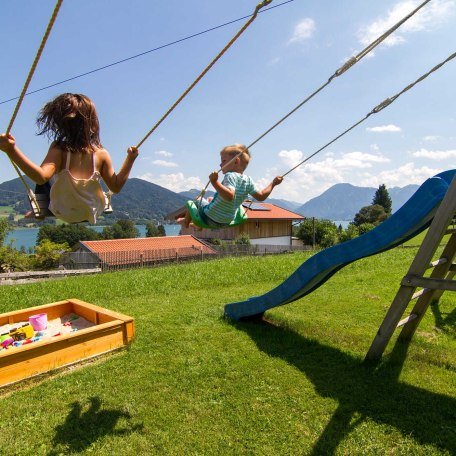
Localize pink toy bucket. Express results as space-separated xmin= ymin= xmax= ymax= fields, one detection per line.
xmin=29 ymin=313 xmax=47 ymax=331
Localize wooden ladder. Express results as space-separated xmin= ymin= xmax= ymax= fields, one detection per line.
xmin=365 ymin=175 xmax=456 ymax=361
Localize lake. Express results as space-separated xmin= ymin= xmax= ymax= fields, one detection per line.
xmin=5 ymin=224 xmax=181 ymax=250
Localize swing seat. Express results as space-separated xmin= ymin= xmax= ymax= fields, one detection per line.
xmin=185 ymin=200 xmax=248 ymax=229
xmin=27 ymin=191 xmax=114 ymax=219
xmin=28 ymin=191 xmax=53 ymax=218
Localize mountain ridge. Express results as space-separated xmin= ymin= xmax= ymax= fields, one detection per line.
xmin=0 ymin=177 xmax=419 ymax=222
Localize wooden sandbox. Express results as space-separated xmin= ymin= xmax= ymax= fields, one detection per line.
xmin=0 ymin=298 xmax=134 ymax=388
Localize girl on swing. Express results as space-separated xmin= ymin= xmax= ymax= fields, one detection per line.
xmin=178 ymin=144 xmax=283 ymax=229
xmin=0 ymin=93 xmax=138 ymax=224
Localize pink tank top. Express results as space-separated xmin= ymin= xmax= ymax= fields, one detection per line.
xmin=49 ymin=152 xmax=106 ymax=224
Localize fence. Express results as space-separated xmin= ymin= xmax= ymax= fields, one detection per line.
xmin=60 ymin=244 xmax=312 ymax=272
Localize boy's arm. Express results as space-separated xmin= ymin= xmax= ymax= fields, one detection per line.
xmin=209 ymin=171 xmax=235 ymax=201
xmin=100 ymin=146 xmax=138 ymax=193
xmin=252 ymin=176 xmax=283 ymax=202
xmin=0 ymin=133 xmax=59 ymax=184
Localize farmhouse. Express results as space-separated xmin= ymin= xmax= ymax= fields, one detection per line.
xmin=64 ymin=235 xmax=217 ymax=270
xmin=168 ymin=202 xmax=304 ymax=246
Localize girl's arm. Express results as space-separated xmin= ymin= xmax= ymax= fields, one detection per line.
xmin=100 ymin=146 xmax=138 ymax=193
xmin=252 ymin=176 xmax=283 ymax=201
xmin=0 ymin=133 xmax=60 ymax=184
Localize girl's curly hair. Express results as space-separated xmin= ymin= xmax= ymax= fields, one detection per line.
xmin=36 ymin=93 xmax=102 ymax=153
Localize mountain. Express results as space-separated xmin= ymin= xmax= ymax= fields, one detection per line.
xmin=179 ymin=189 xmax=215 ymax=199
xmin=0 ymin=176 xmax=420 ymax=223
xmin=108 ymin=178 xmax=187 ymax=220
xmin=0 ymin=177 xmax=187 ymax=221
xmin=297 ymin=183 xmax=419 ymax=220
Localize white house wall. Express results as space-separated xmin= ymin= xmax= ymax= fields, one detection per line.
xmin=250 ymin=236 xmax=291 ymax=246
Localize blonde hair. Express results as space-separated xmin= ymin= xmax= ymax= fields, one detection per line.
xmin=221 ymin=144 xmax=251 ymax=170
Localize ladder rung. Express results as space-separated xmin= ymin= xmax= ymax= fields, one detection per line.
xmin=445 ymin=228 xmax=456 ymax=235
xmin=411 ymin=288 xmax=431 ymax=300
xmin=397 ymin=313 xmax=417 ymax=328
xmin=402 ymin=275 xmax=456 ymax=291
xmin=427 ymin=258 xmax=447 ymax=269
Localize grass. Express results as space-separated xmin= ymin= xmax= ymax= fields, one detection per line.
xmin=0 ymin=246 xmax=454 ymax=455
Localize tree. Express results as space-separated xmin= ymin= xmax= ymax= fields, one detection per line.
xmin=338 ymin=223 xmax=359 ymax=243
xmin=0 ymin=218 xmax=11 ymax=246
xmin=353 ymin=204 xmax=388 ymax=227
xmin=102 ymin=219 xmax=139 ymax=240
xmin=0 ymin=246 xmax=30 ymax=272
xmin=32 ymin=239 xmax=70 ymax=270
xmin=145 ymin=222 xmax=166 ymax=237
xmin=37 ymin=224 xmax=102 ymax=248
xmin=372 ymin=184 xmax=392 ymax=214
xmin=296 ymin=218 xmax=338 ymax=248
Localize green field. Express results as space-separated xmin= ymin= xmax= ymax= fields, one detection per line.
xmin=0 ymin=247 xmax=454 ymax=455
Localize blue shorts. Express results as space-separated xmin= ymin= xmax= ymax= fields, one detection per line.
xmin=198 ymin=198 xmax=228 ymax=229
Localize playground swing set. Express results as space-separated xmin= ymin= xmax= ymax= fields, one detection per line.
xmin=0 ymin=0 xmax=453 ymax=385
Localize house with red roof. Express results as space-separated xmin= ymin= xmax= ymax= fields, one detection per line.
xmin=70 ymin=235 xmax=217 ymax=269
xmin=168 ymin=202 xmax=304 ymax=246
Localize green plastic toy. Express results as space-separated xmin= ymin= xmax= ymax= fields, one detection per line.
xmin=185 ymin=200 xmax=248 ymax=229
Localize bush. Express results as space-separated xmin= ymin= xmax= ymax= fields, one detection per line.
xmin=358 ymin=223 xmax=376 ymax=235
xmin=339 ymin=223 xmax=359 ymax=243
xmin=32 ymin=239 xmax=71 ymax=270
xmin=0 ymin=245 xmax=30 ymax=272
xmin=234 ymin=233 xmax=251 ymax=245
xmin=296 ymin=219 xmax=338 ymax=247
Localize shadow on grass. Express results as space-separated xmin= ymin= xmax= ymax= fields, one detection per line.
xmin=48 ymin=396 xmax=143 ymax=454
xmin=430 ymin=301 xmax=456 ymax=334
xmin=234 ymin=319 xmax=456 ymax=455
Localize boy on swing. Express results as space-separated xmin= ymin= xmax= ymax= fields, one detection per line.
xmin=178 ymin=144 xmax=283 ymax=229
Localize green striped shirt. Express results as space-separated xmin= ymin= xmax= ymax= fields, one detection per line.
xmin=204 ymin=172 xmax=258 ymax=224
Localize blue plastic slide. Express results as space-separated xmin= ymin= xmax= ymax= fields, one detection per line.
xmin=224 ymin=170 xmax=456 ymax=321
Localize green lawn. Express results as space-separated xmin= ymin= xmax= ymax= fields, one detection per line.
xmin=0 ymin=247 xmax=454 ymax=455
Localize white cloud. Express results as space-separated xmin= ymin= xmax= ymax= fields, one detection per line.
xmin=412 ymin=148 xmax=456 ymax=160
xmin=155 ymin=150 xmax=173 ymax=157
xmin=269 ymin=149 xmax=391 ymax=201
xmin=358 ymin=0 xmax=455 ymax=48
xmin=278 ymin=149 xmax=303 ymax=166
xmin=152 ymin=160 xmax=178 ymax=168
xmin=288 ymin=18 xmax=316 ymax=44
xmin=138 ymin=172 xmax=203 ymax=193
xmin=370 ymin=144 xmax=380 ymax=151
xmin=359 ymin=162 xmax=441 ymax=187
xmin=366 ymin=124 xmax=402 ymax=132
xmin=423 ymin=135 xmax=440 ymax=141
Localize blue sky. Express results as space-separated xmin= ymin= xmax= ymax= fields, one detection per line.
xmin=1 ymin=0 xmax=455 ymax=203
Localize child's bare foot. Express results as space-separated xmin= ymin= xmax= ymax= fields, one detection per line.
xmin=176 ymin=217 xmax=191 ymax=228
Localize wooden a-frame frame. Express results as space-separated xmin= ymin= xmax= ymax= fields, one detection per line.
xmin=366 ymin=174 xmax=456 ymax=361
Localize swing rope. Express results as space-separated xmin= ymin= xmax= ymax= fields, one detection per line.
xmin=4 ymin=0 xmax=64 ymax=210
xmin=136 ymin=0 xmax=273 ymax=149
xmin=196 ymin=0 xmax=432 ymax=200
xmin=281 ymin=50 xmax=456 ymax=178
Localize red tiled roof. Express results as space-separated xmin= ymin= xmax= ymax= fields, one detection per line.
xmin=244 ymin=203 xmax=304 ymax=220
xmin=79 ymin=235 xmax=216 ymax=266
